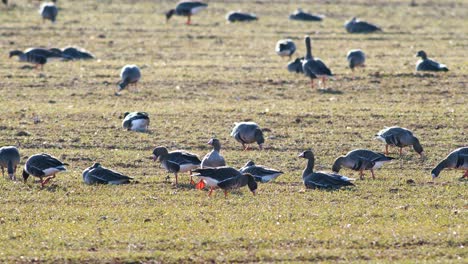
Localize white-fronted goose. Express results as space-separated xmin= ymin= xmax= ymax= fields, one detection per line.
xmin=23 ymin=153 xmax=67 ymax=188
xmin=416 ymin=50 xmax=448 ymax=72
xmin=289 ymin=8 xmax=323 ymax=22
xmin=347 ymin=49 xmax=366 ymax=77
xmin=152 ymin=146 xmax=201 ymax=186
xmin=0 ymin=146 xmax=20 ymax=181
xmin=226 ymin=11 xmax=258 ymax=22
xmin=230 ymin=122 xmax=265 ymax=150
xmin=345 ymin=17 xmax=381 ymax=33
xmin=166 ymin=1 xmax=208 ymax=25
xmin=332 ymin=149 xmax=394 ymax=179
xmin=299 ymin=150 xmax=354 ymax=189
xmin=287 ymin=57 xmax=304 ymax=73
xmin=193 ymin=167 xmax=257 ymax=198
xmin=239 ymin=160 xmax=283 ymax=183
xmin=39 ymin=2 xmax=58 ymax=23
xmin=50 ymin=47 xmax=95 ymax=60
xmin=201 ymin=138 xmax=226 ymax=168
xmin=375 ymin=126 xmax=424 ymax=158
xmin=82 ymin=163 xmax=133 ymax=185
xmin=275 ymin=39 xmax=296 ymax=59
xmin=302 ymin=36 xmax=332 ymax=88
xmin=122 ymin=112 xmax=149 ymax=132
xmin=118 ymin=65 xmax=141 ymax=93
xmin=431 ymin=147 xmax=467 ymax=179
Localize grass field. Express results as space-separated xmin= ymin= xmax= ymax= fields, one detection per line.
xmin=0 ymin=0 xmax=467 ymax=262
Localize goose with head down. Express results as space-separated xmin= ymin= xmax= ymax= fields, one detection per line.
xmin=193 ymin=167 xmax=257 ymax=198
xmin=122 ymin=112 xmax=149 ymax=132
xmin=230 ymin=122 xmax=265 ymax=150
xmin=152 ymin=146 xmax=201 ymax=186
xmin=23 ymin=153 xmax=67 ymax=188
xmin=375 ymin=126 xmax=425 ymax=158
xmin=166 ymin=1 xmax=208 ymax=25
xmin=332 ymin=149 xmax=394 ymax=179
xmin=431 ymin=147 xmax=467 ymax=180
xmin=0 ymin=146 xmax=20 ymax=181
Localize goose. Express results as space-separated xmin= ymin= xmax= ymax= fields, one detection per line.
xmin=82 ymin=163 xmax=133 ymax=185
xmin=431 ymin=147 xmax=467 ymax=179
xmin=166 ymin=1 xmax=208 ymax=25
xmin=347 ymin=49 xmax=366 ymax=77
xmin=239 ymin=160 xmax=283 ymax=183
xmin=23 ymin=153 xmax=67 ymax=188
xmin=289 ymin=8 xmax=323 ymax=22
xmin=299 ymin=150 xmax=355 ymax=189
xmin=201 ymin=138 xmax=226 ymax=168
xmin=0 ymin=146 xmax=20 ymax=181
xmin=39 ymin=2 xmax=58 ymax=23
xmin=287 ymin=57 xmax=304 ymax=73
xmin=415 ymin=50 xmax=448 ymax=72
xmin=275 ymin=39 xmax=296 ymax=59
xmin=226 ymin=11 xmax=258 ymax=22
xmin=50 ymin=47 xmax=95 ymax=60
xmin=118 ymin=65 xmax=141 ymax=93
xmin=2 ymin=0 xmax=7 ymax=6
xmin=193 ymin=167 xmax=257 ymax=198
xmin=375 ymin=126 xmax=425 ymax=158
xmin=230 ymin=122 xmax=265 ymax=150
xmin=302 ymin=36 xmax=332 ymax=88
xmin=152 ymin=146 xmax=201 ymax=186
xmin=9 ymin=49 xmax=54 ymax=70
xmin=345 ymin=17 xmax=381 ymax=33
xmin=122 ymin=112 xmax=149 ymax=132
xmin=332 ymin=149 xmax=394 ymax=179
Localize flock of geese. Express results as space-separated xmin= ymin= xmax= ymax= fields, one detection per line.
xmin=2 ymin=1 xmax=466 ymax=198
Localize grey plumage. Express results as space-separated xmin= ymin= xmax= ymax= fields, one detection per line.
xmin=230 ymin=122 xmax=265 ymax=150
xmin=302 ymin=36 xmax=331 ymax=88
xmin=201 ymin=138 xmax=226 ymax=168
xmin=239 ymin=160 xmax=283 ymax=183
xmin=415 ymin=50 xmax=448 ymax=72
xmin=289 ymin=8 xmax=323 ymax=21
xmin=431 ymin=147 xmax=468 ymax=179
xmin=122 ymin=112 xmax=149 ymax=132
xmin=287 ymin=57 xmax=304 ymax=73
xmin=226 ymin=11 xmax=258 ymax=22
xmin=375 ymin=126 xmax=424 ymax=158
xmin=0 ymin=146 xmax=20 ymax=181
xmin=40 ymin=2 xmax=58 ymax=23
xmin=152 ymin=146 xmax=201 ymax=185
xmin=166 ymin=1 xmax=208 ymax=25
xmin=50 ymin=47 xmax=95 ymax=60
xmin=299 ymin=150 xmax=355 ymax=189
xmin=193 ymin=167 xmax=257 ymax=197
xmin=345 ymin=17 xmax=381 ymax=33
xmin=275 ymin=39 xmax=296 ymax=58
xmin=23 ymin=153 xmax=67 ymax=188
xmin=118 ymin=65 xmax=141 ymax=91
xmin=82 ymin=163 xmax=133 ymax=185
xmin=332 ymin=149 xmax=394 ymax=179
xmin=9 ymin=50 xmax=47 ymax=69
xmin=347 ymin=49 xmax=366 ymax=70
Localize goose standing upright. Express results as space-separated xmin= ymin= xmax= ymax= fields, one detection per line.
xmin=23 ymin=153 xmax=67 ymax=188
xmin=39 ymin=2 xmax=58 ymax=23
xmin=299 ymin=150 xmax=354 ymax=189
xmin=346 ymin=49 xmax=366 ymax=78
xmin=82 ymin=163 xmax=134 ymax=185
xmin=375 ymin=126 xmax=425 ymax=158
xmin=332 ymin=149 xmax=394 ymax=179
xmin=345 ymin=17 xmax=381 ymax=33
xmin=275 ymin=39 xmax=296 ymax=59
xmin=230 ymin=122 xmax=265 ymax=150
xmin=302 ymin=36 xmax=333 ymax=88
xmin=122 ymin=112 xmax=149 ymax=132
xmin=117 ymin=65 xmax=141 ymax=94
xmin=415 ymin=50 xmax=448 ymax=72
xmin=193 ymin=167 xmax=257 ymax=198
xmin=152 ymin=146 xmax=201 ymax=186
xmin=239 ymin=160 xmax=283 ymax=183
xmin=226 ymin=11 xmax=258 ymax=22
xmin=166 ymin=1 xmax=208 ymax=25
xmin=201 ymin=138 xmax=226 ymax=168
xmin=0 ymin=146 xmax=20 ymax=181
xmin=431 ymin=147 xmax=467 ymax=179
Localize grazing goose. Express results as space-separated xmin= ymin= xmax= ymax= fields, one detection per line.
xmin=275 ymin=39 xmax=296 ymax=59
xmin=23 ymin=153 xmax=67 ymax=188
xmin=0 ymin=146 xmax=20 ymax=181
xmin=82 ymin=163 xmax=133 ymax=185
xmin=50 ymin=47 xmax=95 ymax=60
xmin=122 ymin=112 xmax=149 ymax=132
xmin=239 ymin=160 xmax=283 ymax=183
xmin=375 ymin=126 xmax=425 ymax=158
xmin=332 ymin=149 xmax=394 ymax=179
xmin=287 ymin=57 xmax=304 ymax=73
xmin=118 ymin=65 xmax=141 ymax=93
xmin=299 ymin=150 xmax=355 ymax=189
xmin=431 ymin=147 xmax=467 ymax=179
xmin=302 ymin=36 xmax=332 ymax=88
xmin=345 ymin=17 xmax=381 ymax=33
xmin=152 ymin=146 xmax=201 ymax=186
xmin=415 ymin=50 xmax=448 ymax=72
xmin=9 ymin=50 xmax=48 ymax=70
xmin=226 ymin=11 xmax=258 ymax=22
xmin=166 ymin=1 xmax=208 ymax=25
xmin=230 ymin=122 xmax=265 ymax=150
xmin=347 ymin=49 xmax=366 ymax=77
xmin=201 ymin=138 xmax=226 ymax=168
xmin=39 ymin=2 xmax=58 ymax=23
xmin=193 ymin=167 xmax=257 ymax=198
xmin=289 ymin=8 xmax=323 ymax=22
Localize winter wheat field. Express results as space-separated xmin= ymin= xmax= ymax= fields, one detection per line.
xmin=0 ymin=0 xmax=467 ymax=263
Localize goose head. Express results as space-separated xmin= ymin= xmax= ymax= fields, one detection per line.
xmin=9 ymin=50 xmax=23 ymax=58
xmin=254 ymin=129 xmax=264 ymax=150
xmin=152 ymin=146 xmax=168 ymax=161
xmin=416 ymin=50 xmax=427 ymax=59
xmin=298 ymin=149 xmax=314 ymax=160
xmin=166 ymin=9 xmax=175 ymax=22
xmin=245 ymin=173 xmax=258 ymax=195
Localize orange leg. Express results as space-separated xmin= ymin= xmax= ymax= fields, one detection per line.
xmin=370 ymin=169 xmax=375 ymax=179
xmin=189 ymin=171 xmax=195 ymax=185
xmin=310 ymin=79 xmax=314 ymax=89
xmin=224 ymin=190 xmax=228 ymax=198
xmin=174 ymin=173 xmax=178 ymax=186
xmin=322 ymin=77 xmax=327 ymax=87
xmin=41 ymin=174 xmax=56 ymax=188
xmin=359 ymin=170 xmax=364 ymax=180
xmin=243 ymin=144 xmax=250 ymax=151
xmin=464 ymin=170 xmax=468 ymax=178
xmin=186 ymin=15 xmax=191 ymax=25
xmin=208 ymin=187 xmax=214 ymax=197
xmin=385 ymin=145 xmax=389 ymax=155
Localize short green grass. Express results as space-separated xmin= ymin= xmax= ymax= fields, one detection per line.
xmin=0 ymin=0 xmax=466 ymax=262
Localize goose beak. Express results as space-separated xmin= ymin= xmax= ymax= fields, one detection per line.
xmin=431 ymin=174 xmax=436 ymax=180
xmin=152 ymin=155 xmax=158 ymax=162
xmin=258 ymin=144 xmax=264 ymax=150
xmin=252 ymin=190 xmax=256 ymax=196
xmin=298 ymin=153 xmax=304 ymax=158
xmin=420 ymin=152 xmax=425 ymax=159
